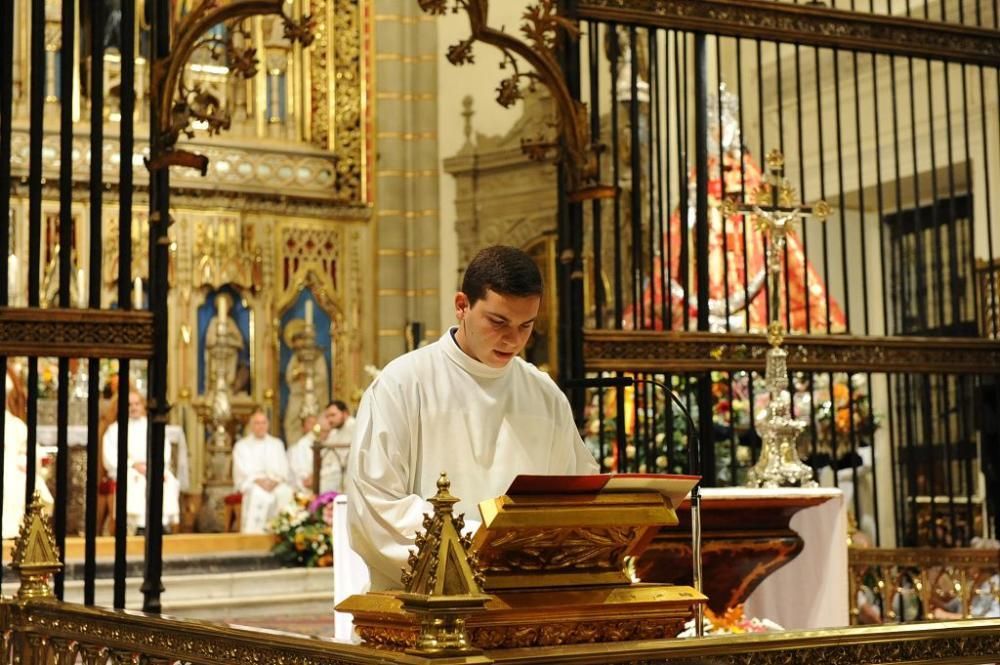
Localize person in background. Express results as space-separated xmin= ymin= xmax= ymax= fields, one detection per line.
xmin=101 ymin=389 xmax=181 ymax=534
xmin=232 ymin=408 xmax=294 ymax=533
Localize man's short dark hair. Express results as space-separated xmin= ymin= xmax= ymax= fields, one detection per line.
xmin=328 ymin=399 xmax=349 ymax=414
xmin=461 ymin=245 xmax=543 ymax=305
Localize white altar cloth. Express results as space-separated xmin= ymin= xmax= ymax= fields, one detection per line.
xmin=736 ymin=486 xmax=848 ymax=629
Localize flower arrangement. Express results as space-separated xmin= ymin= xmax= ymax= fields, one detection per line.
xmin=678 ymin=605 xmax=784 ymax=637
xmin=270 ymin=491 xmax=337 ymax=567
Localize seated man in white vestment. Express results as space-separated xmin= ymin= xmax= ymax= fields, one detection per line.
xmin=347 ymin=245 xmax=598 ymax=590
xmin=232 ymin=408 xmax=295 ymax=533
xmin=3 ymin=375 xmax=54 ymax=539
xmin=101 ymin=390 xmax=181 ymax=533
xmin=289 ymin=400 xmax=356 ymax=493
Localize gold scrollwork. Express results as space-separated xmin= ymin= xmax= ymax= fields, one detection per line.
xmin=577 ymin=0 xmax=1000 ymax=67
xmin=308 ymin=0 xmax=369 ymax=204
xmin=419 ymin=0 xmax=607 ymax=199
xmin=583 ymin=329 xmax=1000 ymax=374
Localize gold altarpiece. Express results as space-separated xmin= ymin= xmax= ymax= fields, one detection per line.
xmin=4 ymin=0 xmax=374 ymax=520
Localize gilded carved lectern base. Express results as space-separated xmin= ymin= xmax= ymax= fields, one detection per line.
xmin=339 ymin=480 xmax=706 ymax=651
xmin=340 ymin=583 xmax=703 ymax=650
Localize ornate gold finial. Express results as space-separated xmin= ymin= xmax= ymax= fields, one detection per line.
xmin=397 ymin=472 xmax=490 ymax=657
xmin=11 ymin=492 xmax=62 ymax=601
xmin=766 ymin=148 xmax=785 ymax=171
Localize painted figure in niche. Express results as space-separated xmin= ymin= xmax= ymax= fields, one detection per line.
xmin=203 ymin=292 xmax=249 ymax=396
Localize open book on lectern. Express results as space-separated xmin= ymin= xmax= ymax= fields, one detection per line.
xmin=505 ymin=473 xmax=700 ymax=506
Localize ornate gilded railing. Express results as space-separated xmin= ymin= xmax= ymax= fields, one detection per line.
xmin=5 ymin=495 xmax=1000 ymax=665
xmin=849 ymin=546 xmax=1000 ymax=624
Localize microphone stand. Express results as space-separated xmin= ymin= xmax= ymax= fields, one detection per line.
xmin=568 ymin=375 xmax=705 ymax=637
xmin=633 ymin=378 xmax=704 ymax=638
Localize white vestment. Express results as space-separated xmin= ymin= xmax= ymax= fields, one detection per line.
xmin=2 ymin=410 xmax=54 ymax=539
xmin=102 ymin=416 xmax=181 ymax=529
xmin=232 ymin=433 xmax=294 ymax=533
xmin=288 ymin=417 xmax=355 ymax=494
xmin=347 ymin=327 xmax=598 ymax=590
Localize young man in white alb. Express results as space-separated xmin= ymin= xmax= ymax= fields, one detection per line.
xmin=347 ymin=245 xmax=597 ymax=590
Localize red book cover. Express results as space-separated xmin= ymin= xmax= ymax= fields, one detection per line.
xmin=506 ymin=474 xmax=700 ymax=505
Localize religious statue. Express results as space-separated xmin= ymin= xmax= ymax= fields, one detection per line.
xmin=203 ymin=292 xmax=248 ymax=395
xmin=282 ymin=299 xmax=329 ymax=442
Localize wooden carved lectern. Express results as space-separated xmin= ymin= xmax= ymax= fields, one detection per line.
xmin=338 ymin=473 xmax=706 ymax=651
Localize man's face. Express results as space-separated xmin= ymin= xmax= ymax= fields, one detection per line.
xmin=326 ymin=404 xmax=347 ymax=429
xmin=127 ymin=392 xmax=144 ymax=420
xmin=249 ymin=412 xmax=269 ymax=438
xmin=454 ymin=288 xmax=540 ymax=368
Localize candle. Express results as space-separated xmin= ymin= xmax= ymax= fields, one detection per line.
xmin=133 ymin=277 xmax=143 ymax=309
xmin=7 ymin=254 xmax=18 ymax=304
xmin=217 ymin=293 xmax=229 ymax=322
xmin=76 ymin=267 xmax=86 ymax=308
xmin=304 ymin=298 xmax=313 ymax=325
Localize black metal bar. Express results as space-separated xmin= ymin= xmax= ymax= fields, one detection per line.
xmin=984 ymin=68 xmax=999 ymax=336
xmin=793 ymin=45 xmax=819 ymax=470
xmin=0 ymin=0 xmax=13 ymax=302
xmin=652 ymin=29 xmax=667 ymax=332
xmin=645 ymin=28 xmax=656 ymax=337
xmin=25 ymin=0 xmax=47 ymax=505
xmin=676 ymin=32 xmax=689 ymax=332
xmin=610 ymin=24 xmax=623 ymax=330
xmin=959 ymin=63 xmax=981 ymax=540
xmin=775 ymin=42 xmax=793 ymax=334
xmin=693 ymin=33 xmax=713 ymax=484
xmin=888 ymin=52 xmax=908 ymax=543
xmin=736 ymin=38 xmax=758 ymax=466
xmin=114 ymin=358 xmax=129 ymax=608
xmin=662 ymin=30 xmax=673 ymax=331
xmin=870 ymin=51 xmax=888 ymax=545
xmin=756 ymin=40 xmax=769 ymax=327
xmin=628 ymin=26 xmax=641 ymax=331
xmin=84 ymin=354 xmax=99 ymax=605
xmin=717 ymin=37 xmax=738 ymax=484
xmin=907 ymin=53 xmax=938 ymax=544
xmin=52 ymin=0 xmax=77 ymax=603
xmin=83 ymin=0 xmax=108 ymax=608
xmin=143 ymin=0 xmax=174 ymax=613
xmin=939 ymin=58 xmax=961 ymax=542
xmin=0 ymin=0 xmax=13 ymax=594
xmin=588 ymin=21 xmax=604 ymax=329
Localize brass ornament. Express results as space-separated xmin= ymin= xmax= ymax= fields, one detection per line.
xmin=11 ymin=492 xmax=62 ymax=601
xmin=396 ymin=473 xmax=491 ymax=657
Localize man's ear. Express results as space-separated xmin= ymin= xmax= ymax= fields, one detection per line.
xmin=454 ymin=292 xmax=470 ymax=319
